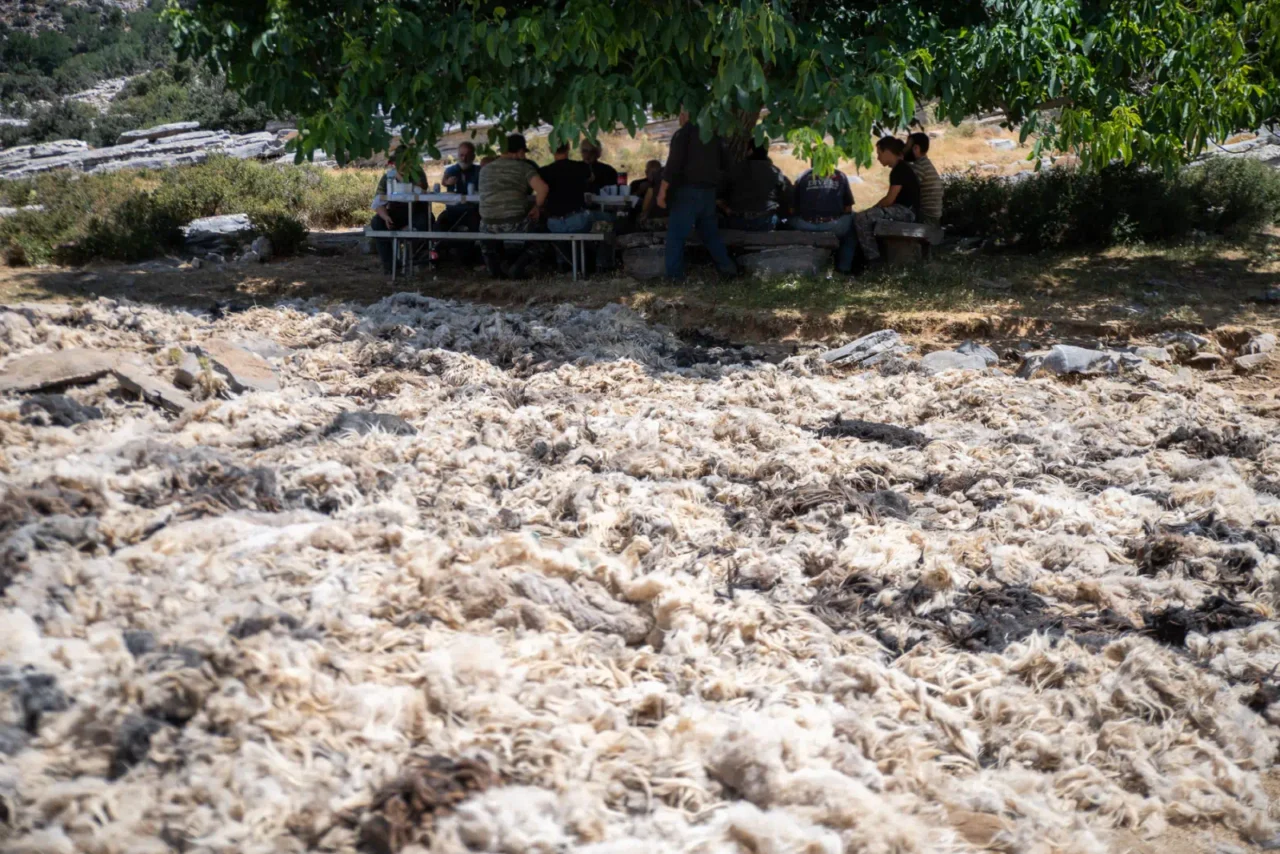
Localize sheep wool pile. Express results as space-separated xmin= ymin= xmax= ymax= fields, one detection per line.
xmin=1 ymin=293 xmax=1278 ymax=854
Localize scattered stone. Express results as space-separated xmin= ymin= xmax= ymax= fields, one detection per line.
xmin=112 ymin=359 xmax=195 ymax=415
xmin=919 ymin=349 xmax=991 ymax=376
xmin=204 ymin=253 xmax=226 ymax=265
xmin=956 ymin=341 xmax=999 ymax=365
xmin=109 ymin=714 xmax=165 ymax=780
xmin=988 ymin=139 xmax=1017 ymax=150
xmin=250 ymin=236 xmax=274 ymax=262
xmin=229 ymin=333 xmax=293 ymax=360
xmin=194 ymin=339 xmax=279 ymax=393
xmin=1130 ymin=346 xmax=1172 ymax=363
xmin=1186 ymin=352 xmax=1225 ymax=370
xmin=0 ymin=348 xmax=119 ymax=394
xmin=19 ymin=394 xmax=102 ymax=427
xmin=1042 ymin=345 xmax=1119 ymax=376
xmin=1242 ymin=333 xmax=1276 ymax=355
xmin=821 ymin=330 xmax=911 ymax=365
xmin=116 ymin=121 xmax=202 ymax=145
xmin=0 ymin=668 xmax=70 ymax=733
xmin=237 ymin=250 xmax=262 ymax=265
xmin=190 ymin=257 xmax=204 ymax=270
xmin=1158 ymin=331 xmax=1213 ymax=359
xmin=123 ymin=630 xmax=158 ymax=658
xmin=324 ymin=411 xmax=417 ymax=437
xmin=1234 ymin=352 xmax=1273 ymax=373
xmin=172 ymin=351 xmax=208 ymax=390
xmin=183 ymin=214 xmax=255 ymax=255
xmin=0 ymin=724 xmax=27 ymax=755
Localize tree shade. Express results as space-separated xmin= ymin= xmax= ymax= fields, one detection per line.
xmin=165 ymin=0 xmax=1280 ymax=174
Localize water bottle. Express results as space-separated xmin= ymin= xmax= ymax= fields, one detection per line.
xmin=433 ymin=182 xmax=441 ymax=193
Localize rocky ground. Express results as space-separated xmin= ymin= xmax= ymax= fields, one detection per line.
xmin=0 ymin=291 xmax=1278 ymax=854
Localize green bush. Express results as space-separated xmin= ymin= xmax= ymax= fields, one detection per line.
xmin=0 ymin=156 xmax=379 ymax=265
xmin=249 ymin=204 xmax=309 ymax=257
xmin=942 ymin=158 xmax=1280 ymax=249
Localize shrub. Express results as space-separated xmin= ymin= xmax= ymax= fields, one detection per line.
xmin=941 ymin=158 xmax=1280 ymax=250
xmin=302 ymin=168 xmax=373 ymax=228
xmin=249 ymin=203 xmax=308 ymax=257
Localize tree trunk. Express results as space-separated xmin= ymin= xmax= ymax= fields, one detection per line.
xmin=725 ymin=109 xmax=763 ymax=165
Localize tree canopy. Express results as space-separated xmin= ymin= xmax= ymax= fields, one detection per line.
xmin=165 ymin=0 xmax=1280 ymax=173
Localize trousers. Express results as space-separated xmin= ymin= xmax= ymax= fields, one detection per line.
xmin=664 ymin=186 xmax=736 ymax=280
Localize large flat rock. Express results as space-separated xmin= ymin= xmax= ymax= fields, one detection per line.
xmin=195 ymin=339 xmax=279 ymax=393
xmin=0 ymin=348 xmax=119 ymax=393
xmin=112 ymin=359 xmax=194 ymax=415
xmin=116 ymin=122 xmax=202 ymax=145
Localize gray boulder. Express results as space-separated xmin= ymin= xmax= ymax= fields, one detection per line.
xmin=0 ymin=348 xmax=119 ymax=393
xmin=821 ymin=330 xmax=911 ymax=365
xmin=920 ymin=350 xmax=990 ymax=376
xmin=1242 ymin=332 xmax=1276 ymax=355
xmin=1130 ymin=345 xmax=1172 ymax=363
xmin=193 ymin=339 xmax=279 ymax=393
xmin=988 ymin=139 xmax=1017 ymax=150
xmin=1043 ymin=345 xmax=1119 ymax=375
xmin=183 ymin=214 xmax=255 ymax=255
xmin=250 ymin=236 xmax=274 ymax=262
xmin=738 ymin=247 xmax=832 ymax=277
xmin=956 ymin=340 xmax=999 ymax=365
xmin=623 ymin=247 xmax=665 ymax=280
xmin=1234 ymin=352 xmax=1273 ymax=373
xmin=116 ymin=122 xmax=202 ymax=145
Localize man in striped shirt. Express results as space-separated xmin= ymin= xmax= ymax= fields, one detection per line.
xmin=906 ymin=132 xmax=943 ymax=226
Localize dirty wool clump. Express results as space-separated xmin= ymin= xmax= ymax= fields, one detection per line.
xmin=1 ymin=293 xmax=1279 ymax=854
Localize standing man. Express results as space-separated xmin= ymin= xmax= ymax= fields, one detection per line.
xmin=478 ymin=133 xmax=550 ymax=279
xmin=853 ymin=136 xmax=921 ymax=266
xmin=789 ymin=162 xmax=856 ymax=273
xmin=905 ymin=132 xmax=943 ymax=226
xmin=438 ymin=141 xmax=481 ymax=233
xmin=580 ymin=139 xmax=619 ymax=193
xmin=656 ymin=110 xmax=737 ymax=281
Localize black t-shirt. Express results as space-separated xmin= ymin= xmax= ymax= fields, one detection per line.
xmin=539 ymin=159 xmax=591 ymax=218
xmin=585 ymin=161 xmax=619 ymax=193
xmin=889 ymin=161 xmax=921 ymax=216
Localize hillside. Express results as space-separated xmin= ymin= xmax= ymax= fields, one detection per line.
xmin=0 ymin=0 xmax=283 ymax=149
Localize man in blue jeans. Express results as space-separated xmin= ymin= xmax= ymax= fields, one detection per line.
xmin=656 ymin=109 xmax=737 ymax=281
xmin=790 ymin=165 xmax=858 ymax=273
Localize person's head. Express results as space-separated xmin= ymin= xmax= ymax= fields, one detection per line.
xmin=876 ymin=136 xmax=906 ymax=167
xmin=480 ymin=154 xmax=497 ymax=166
xmin=644 ymin=159 xmax=662 ymax=182
xmin=505 ymin=133 xmax=528 ymax=156
xmin=554 ymin=143 xmax=570 ymax=160
xmin=678 ymin=108 xmax=691 ymax=127
xmin=748 ymin=142 xmax=770 ymax=161
xmin=579 ymin=139 xmax=601 ymax=163
xmin=905 ymin=132 xmax=929 ymax=163
xmin=457 ymin=141 xmax=476 ymax=166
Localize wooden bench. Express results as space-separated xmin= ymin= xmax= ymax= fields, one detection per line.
xmin=364 ymin=228 xmax=606 ymax=281
xmin=873 ymin=221 xmax=944 ymax=264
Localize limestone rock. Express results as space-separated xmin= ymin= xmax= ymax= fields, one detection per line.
xmin=112 ymin=359 xmax=195 ymax=415
xmin=183 ymin=215 xmax=254 ymax=255
xmin=1242 ymin=332 xmax=1276 ymax=355
xmin=1042 ymin=345 xmax=1120 ymax=376
xmin=1234 ymin=352 xmax=1273 ymax=373
xmin=1185 ymin=352 xmax=1225 ymax=370
xmin=116 ymin=122 xmax=202 ymax=145
xmin=250 ymin=236 xmax=274 ymax=262
xmin=738 ymin=246 xmax=832 ymax=277
xmin=0 ymin=348 xmax=119 ymax=393
xmin=956 ymin=340 xmax=999 ymax=365
xmin=1130 ymin=345 xmax=1172 ymax=363
xmin=987 ymin=138 xmax=1017 ymax=150
xmin=194 ymin=339 xmax=279 ymax=393
xmin=229 ymin=333 xmax=292 ymax=360
xmin=920 ymin=350 xmax=991 ymax=376
xmin=821 ymin=330 xmax=911 ymax=365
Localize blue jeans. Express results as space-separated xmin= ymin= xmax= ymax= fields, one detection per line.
xmin=547 ymin=210 xmax=592 ymax=233
xmin=724 ymin=213 xmax=778 ymax=232
xmin=665 ymin=186 xmax=736 ymax=280
xmin=791 ymin=215 xmax=855 ymax=273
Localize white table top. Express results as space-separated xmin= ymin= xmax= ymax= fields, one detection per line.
xmin=386 ymin=192 xmax=478 ymax=203
xmin=588 ymin=194 xmax=639 ymax=207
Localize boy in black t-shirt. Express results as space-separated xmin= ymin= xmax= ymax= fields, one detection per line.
xmin=853 ymin=136 xmax=920 ymax=265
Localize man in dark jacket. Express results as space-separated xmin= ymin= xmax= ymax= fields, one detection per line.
xmin=656 ymin=110 xmax=737 ymax=280
xmin=721 ymin=142 xmax=790 ymax=231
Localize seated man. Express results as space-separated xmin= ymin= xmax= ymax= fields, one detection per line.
xmin=539 ymin=143 xmax=592 ymax=269
xmin=638 ymin=181 xmax=669 ymax=231
xmin=478 ymin=133 xmax=549 ymax=279
xmin=580 ymin=139 xmax=620 ymax=194
xmin=630 ymin=160 xmax=662 ymax=200
xmin=853 ymin=136 xmax=921 ymax=265
xmin=368 ymin=155 xmax=429 ymax=275
xmin=905 ymin=131 xmax=943 ymax=226
xmin=789 ymin=161 xmax=857 ymax=273
xmin=437 ymin=141 xmax=481 ymax=233
xmin=721 ymin=142 xmax=790 ymax=231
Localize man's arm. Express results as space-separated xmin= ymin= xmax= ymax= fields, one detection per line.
xmin=441 ymin=165 xmax=459 ymax=187
xmin=657 ymin=179 xmax=671 ymax=209
xmin=659 ymin=127 xmax=688 ymax=207
xmin=840 ymin=174 xmax=854 ymax=214
xmin=875 ymin=184 xmax=902 ymax=209
xmin=528 ymin=173 xmax=550 ymax=219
